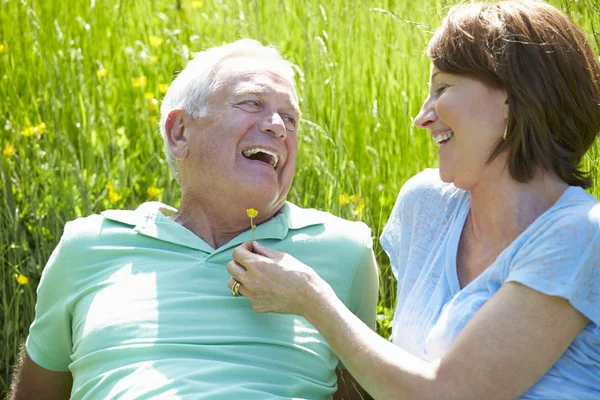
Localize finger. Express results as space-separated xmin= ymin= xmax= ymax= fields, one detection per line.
xmin=232 ymin=243 xmax=265 ymax=268
xmin=227 ymin=276 xmax=239 ymax=290
xmin=252 ymin=241 xmax=283 ymax=259
xmin=226 ymin=260 xmax=247 ymax=280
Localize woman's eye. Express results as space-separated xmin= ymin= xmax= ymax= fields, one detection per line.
xmin=435 ymin=85 xmax=448 ymax=95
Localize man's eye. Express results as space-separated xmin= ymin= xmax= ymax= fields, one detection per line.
xmin=283 ymin=115 xmax=296 ymax=125
xmin=242 ymin=100 xmax=261 ymax=109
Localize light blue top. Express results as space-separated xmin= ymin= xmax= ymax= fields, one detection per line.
xmin=27 ymin=201 xmax=379 ymax=400
xmin=381 ymin=169 xmax=600 ymax=399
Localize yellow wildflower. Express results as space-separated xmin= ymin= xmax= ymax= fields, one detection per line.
xmin=0 ymin=44 xmax=6 ymax=53
xmin=132 ymin=76 xmax=147 ymax=88
xmin=338 ymin=193 xmax=350 ymax=205
xmin=147 ymin=186 xmax=161 ymax=197
xmin=3 ymin=143 xmax=17 ymax=157
xmin=147 ymin=98 xmax=159 ymax=111
xmin=191 ymin=0 xmax=204 ymax=9
xmin=149 ymin=36 xmax=164 ymax=47
xmin=15 ymin=273 xmax=29 ymax=285
xmin=96 ymin=68 xmax=108 ymax=78
xmin=352 ymin=202 xmax=366 ymax=217
xmin=148 ymin=116 xmax=158 ymax=124
xmin=349 ymin=194 xmax=360 ymax=204
xmin=159 ymin=83 xmax=169 ymax=94
xmin=150 ymin=55 xmax=158 ymax=64
xmin=246 ymin=208 xmax=258 ymax=240
xmin=20 ymin=122 xmax=46 ymax=137
xmin=20 ymin=126 xmax=34 ymax=137
xmin=107 ymin=182 xmax=123 ymax=203
xmin=144 ymin=92 xmax=155 ymax=100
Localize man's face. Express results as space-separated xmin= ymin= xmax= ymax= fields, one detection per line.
xmin=177 ymin=58 xmax=300 ymax=217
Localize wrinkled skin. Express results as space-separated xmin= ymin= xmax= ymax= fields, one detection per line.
xmin=227 ymin=241 xmax=333 ymax=316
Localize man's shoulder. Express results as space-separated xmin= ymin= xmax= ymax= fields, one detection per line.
xmin=283 ymin=202 xmax=371 ymax=246
xmin=62 ymin=202 xmax=171 ymax=244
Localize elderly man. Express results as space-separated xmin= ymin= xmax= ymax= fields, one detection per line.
xmin=9 ymin=39 xmax=378 ymax=399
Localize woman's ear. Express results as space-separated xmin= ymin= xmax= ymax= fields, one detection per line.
xmin=165 ymin=109 xmax=189 ymax=159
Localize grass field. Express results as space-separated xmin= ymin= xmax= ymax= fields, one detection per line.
xmin=1 ymin=0 xmax=599 ymax=394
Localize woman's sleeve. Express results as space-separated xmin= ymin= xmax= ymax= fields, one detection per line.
xmin=506 ymin=211 xmax=600 ymax=329
xmin=26 ymin=223 xmax=74 ymax=371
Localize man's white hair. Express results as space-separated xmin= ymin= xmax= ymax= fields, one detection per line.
xmin=159 ymin=39 xmax=297 ymax=180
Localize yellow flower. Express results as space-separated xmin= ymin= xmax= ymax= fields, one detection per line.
xmin=158 ymin=83 xmax=169 ymax=94
xmin=148 ymin=115 xmax=158 ymax=124
xmin=147 ymin=98 xmax=159 ymax=111
xmin=149 ymin=36 xmax=164 ymax=47
xmin=0 ymin=44 xmax=6 ymax=53
xmin=191 ymin=0 xmax=203 ymax=9
xmin=150 ymin=55 xmax=158 ymax=64
xmin=132 ymin=76 xmax=147 ymax=88
xmin=20 ymin=126 xmax=34 ymax=137
xmin=338 ymin=193 xmax=350 ymax=205
xmin=349 ymin=194 xmax=360 ymax=204
xmin=107 ymin=182 xmax=123 ymax=203
xmin=147 ymin=186 xmax=161 ymax=197
xmin=352 ymin=202 xmax=366 ymax=217
xmin=20 ymin=122 xmax=46 ymax=137
xmin=96 ymin=68 xmax=108 ymax=78
xmin=246 ymin=208 xmax=258 ymax=240
xmin=3 ymin=143 xmax=17 ymax=157
xmin=15 ymin=273 xmax=29 ymax=285
xmin=144 ymin=92 xmax=155 ymax=100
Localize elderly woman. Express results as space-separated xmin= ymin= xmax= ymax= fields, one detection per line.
xmin=227 ymin=1 xmax=600 ymax=399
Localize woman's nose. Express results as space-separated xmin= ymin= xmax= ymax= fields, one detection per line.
xmin=414 ymin=96 xmax=437 ymax=129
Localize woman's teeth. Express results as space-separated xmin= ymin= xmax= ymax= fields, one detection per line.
xmin=434 ymin=132 xmax=454 ymax=146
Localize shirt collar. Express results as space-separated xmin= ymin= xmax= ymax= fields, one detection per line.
xmin=101 ymin=201 xmax=325 ymax=254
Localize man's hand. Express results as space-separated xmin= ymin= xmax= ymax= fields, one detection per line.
xmin=9 ymin=345 xmax=73 ymax=400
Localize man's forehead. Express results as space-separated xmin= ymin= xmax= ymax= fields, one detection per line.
xmin=218 ymin=63 xmax=299 ymax=111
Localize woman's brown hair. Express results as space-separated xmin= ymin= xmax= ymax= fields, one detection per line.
xmin=428 ymin=0 xmax=600 ymax=188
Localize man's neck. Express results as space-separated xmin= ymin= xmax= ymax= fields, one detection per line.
xmin=171 ymin=195 xmax=282 ymax=249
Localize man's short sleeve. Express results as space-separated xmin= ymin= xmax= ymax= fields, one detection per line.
xmin=26 ymin=224 xmax=73 ymax=371
xmin=348 ymin=241 xmax=379 ymax=331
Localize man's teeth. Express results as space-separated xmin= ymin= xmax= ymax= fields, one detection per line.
xmin=242 ymin=148 xmax=279 ymax=168
xmin=434 ymin=132 xmax=454 ymax=146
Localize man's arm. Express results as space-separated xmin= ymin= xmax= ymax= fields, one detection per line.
xmin=9 ymin=345 xmax=73 ymax=400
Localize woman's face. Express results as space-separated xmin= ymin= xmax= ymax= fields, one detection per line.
xmin=415 ymin=67 xmax=509 ymax=189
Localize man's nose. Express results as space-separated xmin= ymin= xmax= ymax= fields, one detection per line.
xmin=414 ymin=96 xmax=437 ymax=129
xmin=258 ymin=112 xmax=287 ymax=140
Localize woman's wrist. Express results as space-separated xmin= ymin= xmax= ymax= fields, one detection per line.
xmin=300 ymin=273 xmax=338 ymax=322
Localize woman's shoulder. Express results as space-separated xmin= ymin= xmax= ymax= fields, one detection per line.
xmin=543 ymin=187 xmax=600 ymax=236
xmin=396 ymin=168 xmax=466 ymax=212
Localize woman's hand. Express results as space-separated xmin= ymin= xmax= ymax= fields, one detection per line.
xmin=226 ymin=241 xmax=334 ymax=317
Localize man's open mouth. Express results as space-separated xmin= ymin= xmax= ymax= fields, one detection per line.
xmin=242 ymin=148 xmax=279 ymax=169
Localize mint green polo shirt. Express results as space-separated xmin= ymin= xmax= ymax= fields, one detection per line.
xmin=26 ymin=202 xmax=378 ymax=399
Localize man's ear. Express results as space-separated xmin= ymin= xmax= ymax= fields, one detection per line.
xmin=165 ymin=109 xmax=189 ymax=159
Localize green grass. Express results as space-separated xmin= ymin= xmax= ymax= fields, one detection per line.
xmin=1 ymin=0 xmax=599 ymax=394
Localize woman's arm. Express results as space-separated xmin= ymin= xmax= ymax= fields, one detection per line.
xmin=228 ymin=242 xmax=589 ymax=400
